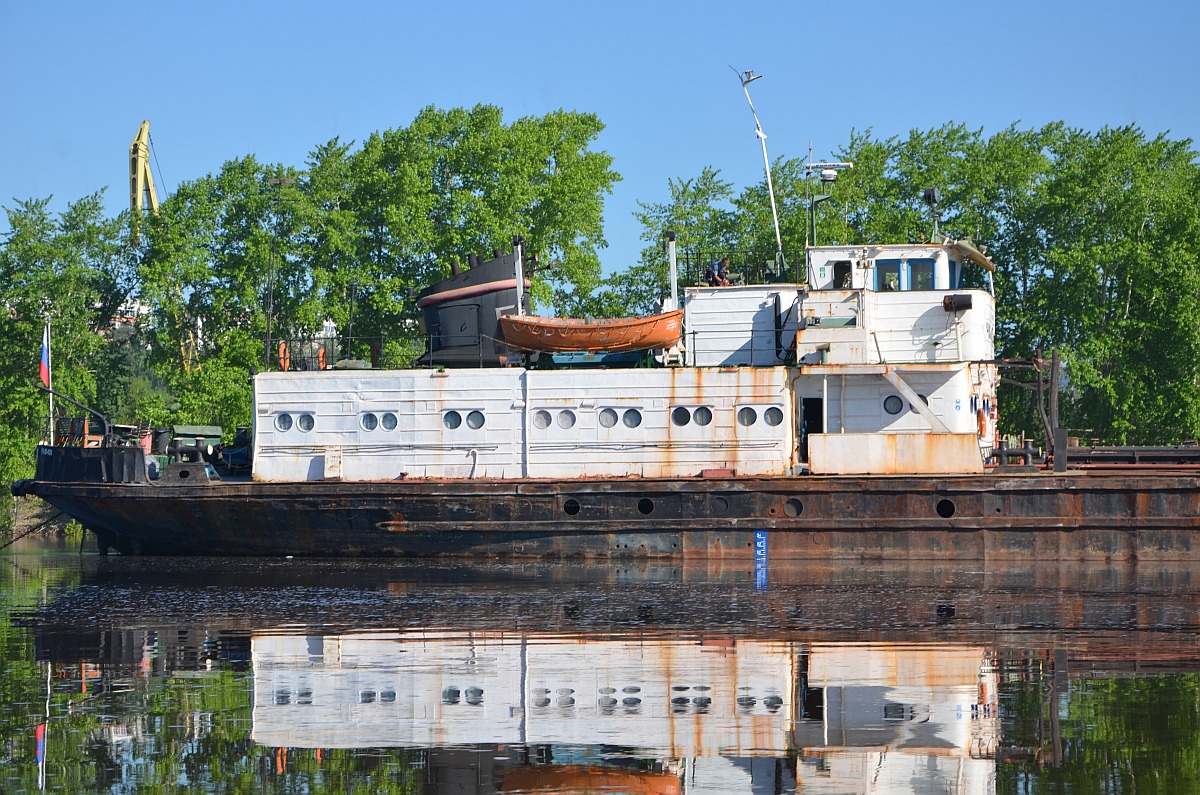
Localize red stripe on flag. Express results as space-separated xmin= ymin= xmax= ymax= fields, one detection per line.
xmin=39 ymin=325 xmax=50 ymax=387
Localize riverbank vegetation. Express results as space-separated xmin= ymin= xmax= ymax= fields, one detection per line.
xmin=3 ymin=108 xmax=1199 ymax=522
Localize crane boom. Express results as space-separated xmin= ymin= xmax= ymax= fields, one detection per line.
xmin=129 ymin=120 xmax=159 ymax=217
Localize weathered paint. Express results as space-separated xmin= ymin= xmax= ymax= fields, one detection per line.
xmin=808 ymin=433 xmax=985 ymax=475
xmin=22 ymin=470 xmax=1200 ymax=560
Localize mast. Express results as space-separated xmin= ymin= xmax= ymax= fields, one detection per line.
xmin=732 ymin=68 xmax=785 ymax=277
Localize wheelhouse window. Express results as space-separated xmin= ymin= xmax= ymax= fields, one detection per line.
xmin=875 ymin=260 xmax=901 ymax=292
xmin=907 ymin=258 xmax=935 ymax=291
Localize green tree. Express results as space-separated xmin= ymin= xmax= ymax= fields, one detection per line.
xmin=0 ymin=193 xmax=132 ymax=501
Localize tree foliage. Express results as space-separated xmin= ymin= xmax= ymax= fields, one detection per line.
xmin=0 ymin=105 xmax=619 ymax=510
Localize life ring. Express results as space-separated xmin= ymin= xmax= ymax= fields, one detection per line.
xmin=977 ymin=407 xmax=988 ymax=438
xmin=277 ymin=341 xmax=291 ymax=371
xmin=317 ymin=347 xmax=326 ymax=370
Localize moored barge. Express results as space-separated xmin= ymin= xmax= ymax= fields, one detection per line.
xmin=13 ymin=238 xmax=1200 ymax=559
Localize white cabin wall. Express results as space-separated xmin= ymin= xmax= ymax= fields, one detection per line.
xmin=253 ymin=367 xmax=795 ymax=482
xmin=526 ymin=367 xmax=793 ymax=478
xmin=793 ymin=369 xmax=976 ymax=435
xmin=868 ymin=291 xmax=995 ymax=363
xmin=253 ymin=370 xmax=524 ymax=481
xmin=684 ymin=286 xmax=801 ymax=367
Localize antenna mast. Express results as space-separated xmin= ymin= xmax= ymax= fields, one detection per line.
xmin=732 ymin=67 xmax=785 ymax=277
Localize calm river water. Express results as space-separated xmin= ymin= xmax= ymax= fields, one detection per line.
xmin=3 ymin=536 xmax=1200 ymax=794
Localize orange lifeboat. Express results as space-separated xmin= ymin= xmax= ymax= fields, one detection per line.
xmin=499 ymin=309 xmax=684 ymax=353
xmin=501 ymin=765 xmax=680 ymax=795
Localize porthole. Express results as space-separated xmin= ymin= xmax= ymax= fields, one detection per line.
xmin=533 ymin=410 xmax=552 ymax=429
xmin=737 ymin=407 xmax=758 ymax=426
xmin=275 ymin=413 xmax=293 ymax=432
xmin=638 ymin=498 xmax=654 ymax=515
xmin=693 ymin=406 xmax=713 ymax=426
xmin=598 ymin=408 xmax=618 ymax=428
xmin=297 ymin=413 xmax=315 ymax=432
xmin=361 ymin=412 xmax=378 ymax=431
xmin=380 ymin=412 xmax=397 ymax=431
xmin=467 ymin=410 xmax=486 ymax=429
xmin=557 ymin=409 xmax=576 ymax=429
xmin=937 ymin=498 xmax=956 ymax=518
xmin=564 ymin=498 xmax=581 ymax=516
xmin=883 ymin=395 xmax=904 ymax=415
xmin=764 ymin=406 xmax=784 ymax=426
xmin=443 ymin=410 xmax=462 ymax=430
xmin=623 ymin=408 xmax=642 ymax=428
xmin=671 ymin=406 xmax=691 ymax=426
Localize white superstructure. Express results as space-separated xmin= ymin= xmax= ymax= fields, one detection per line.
xmin=251 ymin=240 xmax=999 ymax=481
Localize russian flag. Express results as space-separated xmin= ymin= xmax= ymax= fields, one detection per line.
xmin=35 ymin=722 xmax=45 ymax=765
xmin=39 ymin=323 xmax=50 ymax=387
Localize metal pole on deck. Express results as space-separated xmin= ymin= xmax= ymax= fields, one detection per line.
xmin=513 ymin=236 xmax=525 ymax=315
xmin=665 ymin=230 xmax=678 ymax=310
xmin=733 ymin=67 xmax=785 ymax=276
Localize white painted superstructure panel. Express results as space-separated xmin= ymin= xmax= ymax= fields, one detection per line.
xmin=253 ymin=367 xmax=795 ymax=481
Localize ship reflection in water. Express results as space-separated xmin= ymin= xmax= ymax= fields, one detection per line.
xmin=252 ymin=632 xmax=995 ymax=793
xmin=20 ymin=554 xmax=1200 ymax=793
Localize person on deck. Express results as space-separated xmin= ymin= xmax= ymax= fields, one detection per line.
xmin=705 ymin=257 xmax=732 ymax=287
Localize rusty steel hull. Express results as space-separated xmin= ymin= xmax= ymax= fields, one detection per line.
xmin=19 ymin=470 xmax=1200 ymax=559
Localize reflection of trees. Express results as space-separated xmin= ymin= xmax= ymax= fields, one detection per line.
xmin=0 ymin=552 xmax=422 ymax=793
xmin=998 ymin=660 xmax=1200 ymax=791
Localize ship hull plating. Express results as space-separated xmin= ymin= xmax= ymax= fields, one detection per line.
xmin=21 ymin=472 xmax=1200 ymax=559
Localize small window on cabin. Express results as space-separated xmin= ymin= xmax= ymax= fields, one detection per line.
xmin=598 ymin=408 xmax=618 ymax=428
xmin=907 ymin=259 xmax=935 ymax=291
xmin=875 ymin=260 xmax=901 ymax=292
xmin=948 ymin=259 xmax=963 ymax=289
xmin=833 ymin=261 xmax=853 ymax=289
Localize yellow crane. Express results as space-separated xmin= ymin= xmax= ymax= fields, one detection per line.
xmin=129 ymin=120 xmax=197 ymax=371
xmin=129 ymin=120 xmax=159 ymax=218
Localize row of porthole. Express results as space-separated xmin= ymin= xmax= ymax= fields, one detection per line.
xmin=559 ymin=495 xmax=958 ymax=519
xmin=883 ymin=394 xmax=929 ymax=415
xmin=282 ymin=404 xmax=785 ymax=434
xmin=275 ymin=413 xmax=315 ymax=432
xmin=534 ymin=405 xmax=786 ymax=430
xmin=361 ymin=412 xmax=398 ymax=432
xmin=444 ymin=410 xmax=486 ymax=430
xmin=277 ymin=412 xmax=402 ymax=432
xmin=535 ymin=408 xmax=643 ymax=430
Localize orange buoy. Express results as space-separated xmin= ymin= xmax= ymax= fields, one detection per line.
xmin=317 ymin=347 xmax=327 ymax=370
xmin=278 ymin=341 xmax=291 ymax=371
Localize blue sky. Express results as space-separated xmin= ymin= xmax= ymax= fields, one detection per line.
xmin=2 ymin=0 xmax=1197 ymax=276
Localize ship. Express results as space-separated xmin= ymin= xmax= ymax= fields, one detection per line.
xmin=12 ymin=226 xmax=1200 ymax=558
